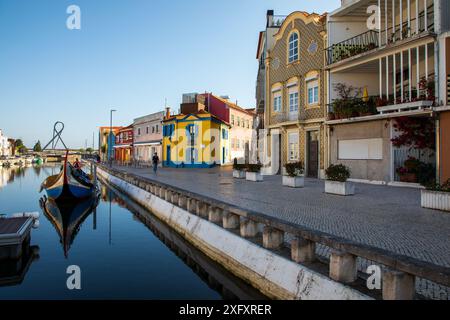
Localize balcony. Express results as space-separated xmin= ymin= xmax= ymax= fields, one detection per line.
xmin=269 ymin=112 xmax=300 ymax=125
xmin=326 ymin=3 xmax=435 ymax=66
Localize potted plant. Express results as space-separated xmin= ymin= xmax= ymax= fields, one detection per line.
xmin=324 ymin=164 xmax=354 ymax=196
xmin=396 ymin=157 xmax=420 ymax=183
xmin=232 ymin=158 xmax=246 ymax=179
xmin=245 ymin=163 xmax=263 ymax=182
xmin=421 ymin=180 xmax=450 ymax=212
xmin=282 ymin=162 xmax=305 ymax=188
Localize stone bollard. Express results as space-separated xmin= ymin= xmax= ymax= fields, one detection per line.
xmin=263 ymin=227 xmax=284 ymax=249
xmin=165 ymin=190 xmax=172 ymax=202
xmin=178 ymin=195 xmax=187 ymax=210
xmin=159 ymin=187 xmax=165 ymax=198
xmin=240 ymin=218 xmax=258 ymax=238
xmin=197 ymin=202 xmax=209 ymax=219
xmin=171 ymin=192 xmax=179 ymax=205
xmin=208 ymin=207 xmax=223 ymax=224
xmin=291 ymin=237 xmax=316 ymax=263
xmin=187 ymin=198 xmax=198 ymax=215
xmin=329 ymin=250 xmax=357 ymax=283
xmin=382 ymin=270 xmax=415 ymax=300
xmin=222 ymin=211 xmax=240 ymax=229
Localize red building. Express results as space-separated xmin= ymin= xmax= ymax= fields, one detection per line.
xmin=114 ymin=125 xmax=134 ymax=163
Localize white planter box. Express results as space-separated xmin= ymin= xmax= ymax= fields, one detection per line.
xmin=282 ymin=175 xmax=305 ymax=188
xmin=421 ymin=190 xmax=450 ymax=212
xmin=246 ymin=172 xmax=263 ymax=182
xmin=233 ymin=170 xmax=246 ymax=179
xmin=325 ymin=180 xmax=355 ymax=196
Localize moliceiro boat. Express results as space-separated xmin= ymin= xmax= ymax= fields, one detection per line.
xmin=41 ymin=153 xmax=96 ymax=201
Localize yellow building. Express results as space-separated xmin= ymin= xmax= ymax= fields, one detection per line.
xmin=162 ymin=106 xmax=230 ymax=168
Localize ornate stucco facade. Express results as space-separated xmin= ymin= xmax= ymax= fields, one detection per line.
xmin=264 ymin=11 xmax=328 ymax=177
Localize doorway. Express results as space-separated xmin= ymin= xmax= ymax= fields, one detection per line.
xmin=307 ymin=131 xmax=319 ymax=178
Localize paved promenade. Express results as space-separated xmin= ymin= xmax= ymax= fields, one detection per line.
xmin=112 ymin=165 xmax=450 ymax=270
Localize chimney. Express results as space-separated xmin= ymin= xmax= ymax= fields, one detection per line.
xmin=267 ymin=10 xmax=274 ymax=28
xmin=165 ymin=107 xmax=171 ymax=119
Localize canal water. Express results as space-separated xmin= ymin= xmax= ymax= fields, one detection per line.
xmin=0 ymin=165 xmax=266 ymax=300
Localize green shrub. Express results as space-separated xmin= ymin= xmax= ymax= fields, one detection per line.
xmin=233 ymin=158 xmax=246 ymax=171
xmin=426 ymin=179 xmax=450 ymax=193
xmin=325 ymin=164 xmax=351 ymax=182
xmin=246 ymin=164 xmax=262 ymax=173
xmin=284 ymin=162 xmax=304 ymax=177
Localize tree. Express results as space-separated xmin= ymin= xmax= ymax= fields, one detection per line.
xmin=14 ymin=139 xmax=27 ymax=154
xmin=33 ymin=141 xmax=42 ymax=152
xmin=86 ymin=147 xmax=93 ymax=154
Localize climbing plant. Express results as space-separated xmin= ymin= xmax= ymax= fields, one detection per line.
xmin=391 ymin=117 xmax=435 ymax=150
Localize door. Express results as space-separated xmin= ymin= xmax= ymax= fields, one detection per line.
xmin=166 ymin=145 xmax=171 ymax=165
xmin=222 ymin=147 xmax=225 ymax=164
xmin=307 ymin=131 xmax=319 ymax=178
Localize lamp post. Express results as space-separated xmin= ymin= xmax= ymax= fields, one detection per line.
xmin=109 ymin=109 xmax=117 ymax=167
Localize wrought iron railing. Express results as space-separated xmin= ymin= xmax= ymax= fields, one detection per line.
xmin=326 ymin=30 xmax=379 ymax=65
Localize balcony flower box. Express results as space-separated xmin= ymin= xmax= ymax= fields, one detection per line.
xmin=421 ymin=190 xmax=450 ymax=212
xmin=325 ymin=164 xmax=354 ymax=196
xmin=282 ymin=162 xmax=305 ymax=188
xmin=233 ymin=170 xmax=246 ymax=179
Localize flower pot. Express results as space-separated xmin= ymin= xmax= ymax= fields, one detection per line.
xmin=246 ymin=172 xmax=263 ymax=182
xmin=325 ymin=180 xmax=355 ymax=196
xmin=421 ymin=190 xmax=450 ymax=212
xmin=399 ymin=173 xmax=417 ymax=183
xmin=282 ymin=175 xmax=304 ymax=188
xmin=233 ymin=170 xmax=246 ymax=179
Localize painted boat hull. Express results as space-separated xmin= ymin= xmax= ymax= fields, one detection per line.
xmin=42 ymin=160 xmax=96 ymax=201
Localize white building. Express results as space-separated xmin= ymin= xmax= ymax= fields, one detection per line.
xmin=133 ymin=111 xmax=165 ymax=164
xmin=0 ymin=129 xmax=11 ymax=157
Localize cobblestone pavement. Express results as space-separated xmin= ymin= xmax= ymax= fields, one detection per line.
xmin=111 ymin=165 xmax=450 ymax=299
xmin=114 ymin=165 xmax=450 ymax=268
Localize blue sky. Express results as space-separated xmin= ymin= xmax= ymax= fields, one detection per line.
xmin=0 ymin=0 xmax=340 ymax=148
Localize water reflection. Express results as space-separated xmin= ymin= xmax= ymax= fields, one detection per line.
xmin=0 ymin=245 xmax=39 ymax=288
xmin=103 ymin=182 xmax=268 ymax=300
xmin=40 ymin=195 xmax=100 ymax=258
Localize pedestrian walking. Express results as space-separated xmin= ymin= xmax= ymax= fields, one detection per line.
xmin=152 ymin=152 xmax=159 ymax=174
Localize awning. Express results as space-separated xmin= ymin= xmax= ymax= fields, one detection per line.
xmin=133 ymin=141 xmax=161 ymax=146
xmin=113 ymin=144 xmax=132 ymax=148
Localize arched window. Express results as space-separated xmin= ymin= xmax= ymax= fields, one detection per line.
xmin=288 ymin=32 xmax=299 ymax=63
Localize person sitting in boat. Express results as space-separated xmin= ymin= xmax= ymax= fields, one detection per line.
xmin=73 ymin=158 xmax=82 ymax=170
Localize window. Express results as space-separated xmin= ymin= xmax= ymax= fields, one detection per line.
xmin=273 ymin=93 xmax=282 ymax=112
xmin=222 ymin=128 xmax=228 ymax=140
xmin=288 ymin=132 xmax=299 ymax=161
xmin=156 ymin=125 xmax=159 ymax=133
xmin=236 ymin=139 xmax=240 ymax=149
xmin=307 ymin=80 xmax=319 ymax=105
xmin=231 ymin=115 xmax=235 ymax=125
xmin=237 ymin=117 xmax=241 ymax=127
xmin=288 ymin=32 xmax=299 ymax=63
xmin=289 ymin=90 xmax=299 ymax=113
xmin=338 ymin=139 xmax=383 ymax=160
xmin=152 ymin=126 xmax=155 ymax=133
xmin=246 ymin=119 xmax=249 ymax=129
xmin=137 ymin=128 xmax=141 ymax=136
xmin=146 ymin=127 xmax=149 ymax=134
xmin=231 ymin=138 xmax=235 ymax=149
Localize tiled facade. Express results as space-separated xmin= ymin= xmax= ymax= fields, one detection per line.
xmin=264 ymin=11 xmax=327 ymax=177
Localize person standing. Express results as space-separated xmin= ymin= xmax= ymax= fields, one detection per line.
xmin=152 ymin=152 xmax=159 ymax=174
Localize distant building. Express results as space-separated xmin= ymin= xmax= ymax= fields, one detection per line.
xmin=99 ymin=126 xmax=122 ymax=162
xmin=133 ymin=111 xmax=165 ymax=164
xmin=162 ymin=100 xmax=230 ymax=168
xmin=0 ymin=129 xmax=12 ymax=157
xmin=114 ymin=125 xmax=134 ymax=164
xmin=203 ymin=94 xmax=255 ymax=163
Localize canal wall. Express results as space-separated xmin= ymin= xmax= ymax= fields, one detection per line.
xmin=96 ymin=165 xmax=372 ymax=300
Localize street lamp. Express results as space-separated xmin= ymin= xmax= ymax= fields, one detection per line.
xmin=109 ymin=109 xmax=117 ymax=167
